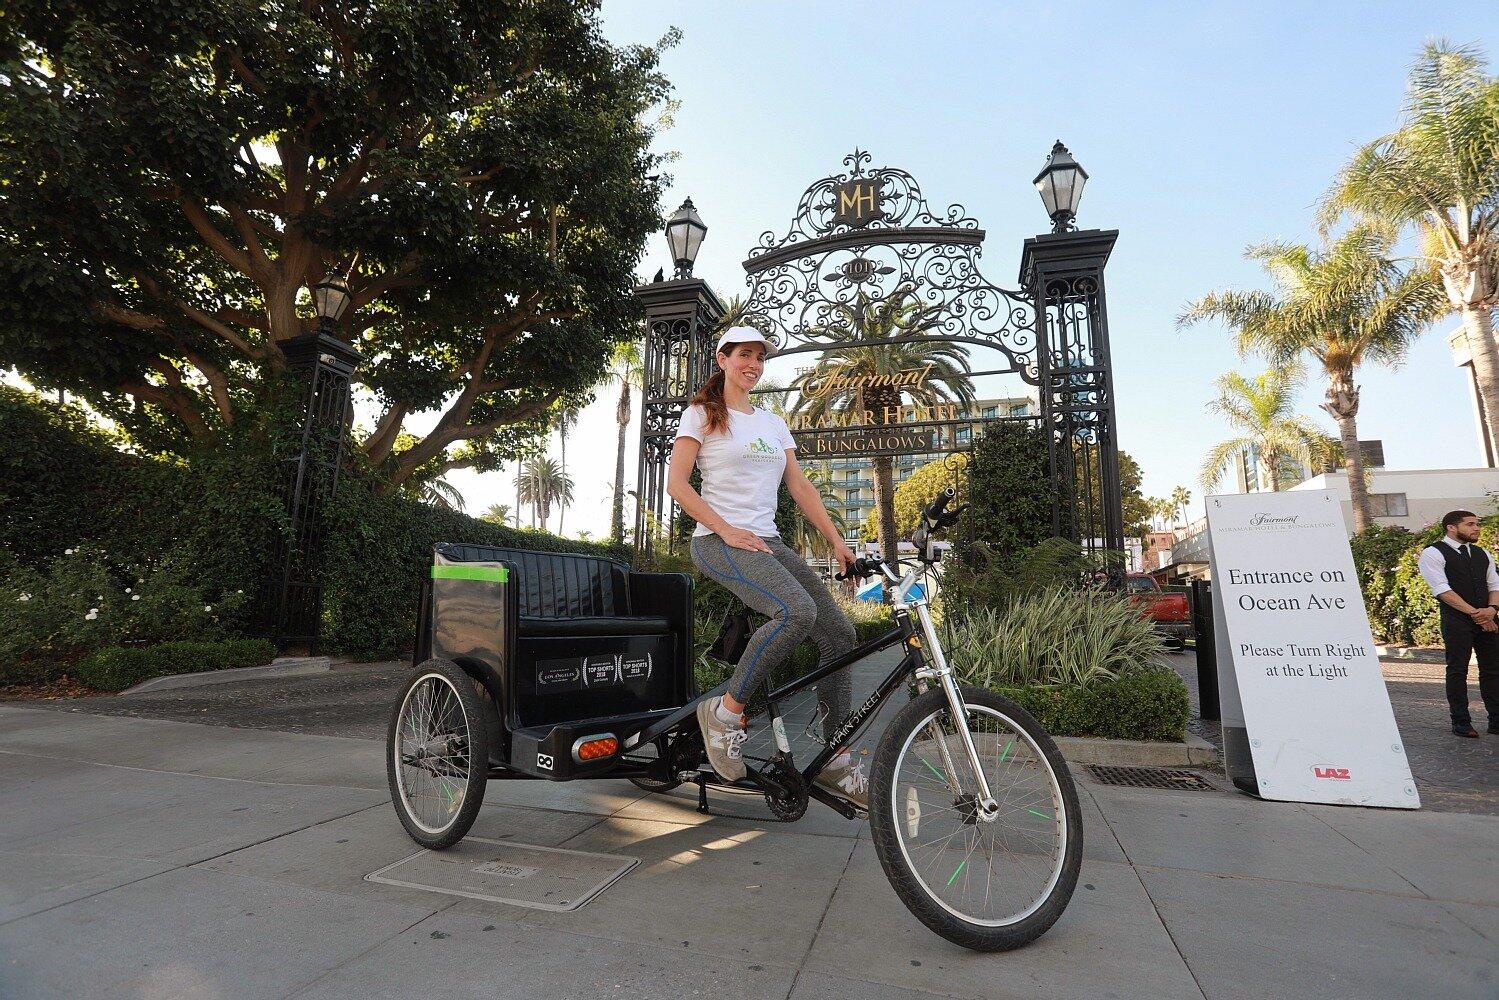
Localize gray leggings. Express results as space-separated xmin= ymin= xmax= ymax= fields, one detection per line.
xmin=690 ymin=533 xmax=855 ymax=742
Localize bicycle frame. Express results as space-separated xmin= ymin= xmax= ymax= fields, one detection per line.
xmin=756 ymin=560 xmax=1000 ymax=820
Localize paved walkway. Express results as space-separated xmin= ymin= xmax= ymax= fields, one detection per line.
xmin=1168 ymin=651 xmax=1498 ymax=816
xmin=1 ymin=700 xmax=1496 ymax=999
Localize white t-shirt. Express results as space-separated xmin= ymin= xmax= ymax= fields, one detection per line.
xmin=674 ymin=403 xmax=796 ymax=537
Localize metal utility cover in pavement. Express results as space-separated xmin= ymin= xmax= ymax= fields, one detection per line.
xmin=366 ymin=838 xmax=639 ymax=911
xmin=1087 ymin=764 xmax=1215 ymax=791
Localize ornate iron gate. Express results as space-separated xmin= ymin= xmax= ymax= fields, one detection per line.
xmin=636 ymin=150 xmax=1122 ymax=564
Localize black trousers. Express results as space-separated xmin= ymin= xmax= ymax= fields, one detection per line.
xmin=1439 ymin=615 xmax=1499 ymax=727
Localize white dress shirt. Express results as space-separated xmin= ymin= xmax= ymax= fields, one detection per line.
xmin=1417 ymin=536 xmax=1499 ymax=600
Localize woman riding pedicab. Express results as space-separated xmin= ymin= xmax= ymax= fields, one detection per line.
xmin=667 ymin=326 xmax=869 ymax=806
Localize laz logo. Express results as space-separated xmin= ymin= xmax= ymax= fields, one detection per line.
xmin=536 ymin=753 xmax=554 ymax=771
xmin=1313 ymin=766 xmax=1351 ymax=780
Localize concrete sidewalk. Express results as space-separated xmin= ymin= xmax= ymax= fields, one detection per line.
xmin=0 ymin=705 xmax=1493 ymax=1000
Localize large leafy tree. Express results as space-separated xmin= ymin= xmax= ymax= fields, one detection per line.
xmin=1321 ymin=40 xmax=1499 ymax=460
xmin=1196 ymin=366 xmax=1333 ymax=494
xmin=1181 ymin=227 xmax=1441 ymax=531
xmin=0 ymin=2 xmax=674 ymax=484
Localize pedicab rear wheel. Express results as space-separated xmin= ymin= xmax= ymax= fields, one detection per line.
xmin=387 ymin=658 xmax=489 ymax=850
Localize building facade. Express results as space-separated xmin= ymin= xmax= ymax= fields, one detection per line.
xmin=810 ymin=394 xmax=1037 ymax=544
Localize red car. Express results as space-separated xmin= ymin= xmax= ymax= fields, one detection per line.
xmin=1125 ymin=574 xmax=1193 ymax=650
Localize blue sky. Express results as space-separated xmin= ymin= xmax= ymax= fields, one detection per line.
xmin=452 ymin=2 xmax=1497 ymax=534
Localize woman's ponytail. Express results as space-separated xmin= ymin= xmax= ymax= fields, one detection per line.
xmin=690 ymin=368 xmax=730 ymax=436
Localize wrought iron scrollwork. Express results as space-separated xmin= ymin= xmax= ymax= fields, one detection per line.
xmin=738 ymin=151 xmax=1040 ymax=382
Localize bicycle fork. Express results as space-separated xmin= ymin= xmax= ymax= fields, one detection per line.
xmin=912 ymin=603 xmax=1000 ymax=823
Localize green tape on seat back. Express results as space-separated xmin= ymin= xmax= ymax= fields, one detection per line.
xmin=431 ymin=564 xmax=509 ymax=583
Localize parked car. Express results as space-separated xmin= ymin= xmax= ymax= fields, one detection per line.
xmin=1125 ymin=573 xmax=1192 ymax=650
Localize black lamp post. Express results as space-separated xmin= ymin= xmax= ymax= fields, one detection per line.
xmin=665 ymin=197 xmax=707 ymax=278
xmin=261 ymin=270 xmax=363 ymax=653
xmin=312 ymin=272 xmax=352 ymax=332
xmin=1033 ymin=140 xmax=1089 ymax=234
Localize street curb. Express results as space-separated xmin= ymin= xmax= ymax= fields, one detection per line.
xmin=121 ymin=656 xmax=332 ymax=695
xmin=1055 ymin=733 xmax=1219 ymax=768
xmin=1376 ymin=645 xmax=1450 ymax=664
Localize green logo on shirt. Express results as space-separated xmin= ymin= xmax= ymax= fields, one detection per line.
xmin=747 ymin=437 xmax=778 ymax=455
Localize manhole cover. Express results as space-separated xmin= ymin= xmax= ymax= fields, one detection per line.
xmin=367 ymin=838 xmax=639 ymax=911
xmin=1086 ymin=765 xmax=1214 ymax=790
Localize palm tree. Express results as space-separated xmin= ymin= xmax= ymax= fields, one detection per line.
xmin=1168 ymin=485 xmax=1192 ymax=528
xmin=1321 ymin=40 xmax=1499 ymax=459
xmin=785 ymin=463 xmax=849 ymax=561
xmin=789 ymin=293 xmax=975 ymax=561
xmin=1180 ymin=227 xmax=1442 ymax=531
xmin=517 ymin=456 xmax=574 ymax=531
xmin=1197 ymin=367 xmax=1334 ymax=494
xmin=606 ymin=339 xmax=643 ymax=544
xmin=479 ymin=502 xmax=511 ymax=525
xmin=554 ymin=406 xmax=579 ymax=535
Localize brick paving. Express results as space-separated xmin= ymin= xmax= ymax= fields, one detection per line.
xmin=1167 ymin=650 xmax=1498 ymax=816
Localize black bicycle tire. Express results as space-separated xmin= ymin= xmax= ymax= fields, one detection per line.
xmin=868 ymin=685 xmax=1082 ymax=951
xmin=386 ymin=659 xmax=489 ymax=850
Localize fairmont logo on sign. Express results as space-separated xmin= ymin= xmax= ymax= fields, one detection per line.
xmin=1250 ymin=513 xmax=1300 ymax=527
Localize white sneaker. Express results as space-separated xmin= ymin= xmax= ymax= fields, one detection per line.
xmin=816 ymin=756 xmax=869 ymax=810
xmin=696 ymin=696 xmax=747 ymax=781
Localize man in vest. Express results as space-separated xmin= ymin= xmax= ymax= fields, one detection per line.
xmin=1417 ymin=510 xmax=1499 ymax=737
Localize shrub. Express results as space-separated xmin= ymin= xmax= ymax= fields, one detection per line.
xmin=74 ymin=639 xmax=277 ymax=692
xmin=0 ymin=545 xmax=247 ymax=684
xmin=995 ymin=666 xmax=1189 ymax=742
xmin=946 ymin=587 xmax=1168 ymax=688
xmin=963 ymin=423 xmax=1054 ymax=557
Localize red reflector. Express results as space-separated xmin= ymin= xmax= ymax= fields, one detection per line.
xmin=577 ymin=737 xmax=618 ymax=761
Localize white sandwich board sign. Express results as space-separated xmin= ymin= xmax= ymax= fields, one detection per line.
xmin=1207 ymin=490 xmax=1418 ymax=808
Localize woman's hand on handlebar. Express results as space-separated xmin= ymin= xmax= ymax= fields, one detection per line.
xmin=720 ymin=526 xmax=773 ymax=554
xmin=833 ymin=541 xmax=857 ymax=577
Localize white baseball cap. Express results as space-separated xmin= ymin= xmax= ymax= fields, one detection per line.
xmin=715 ymin=325 xmax=775 ymax=358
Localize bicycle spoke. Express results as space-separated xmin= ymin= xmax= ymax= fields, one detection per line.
xmin=887 ymin=701 xmax=1069 ymax=928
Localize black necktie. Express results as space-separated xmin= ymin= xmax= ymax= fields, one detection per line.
xmin=1462 ymin=544 xmax=1473 ymax=560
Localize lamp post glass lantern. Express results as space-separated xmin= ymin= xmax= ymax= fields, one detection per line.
xmin=1034 ymin=141 xmax=1088 ymax=233
xmin=665 ymin=197 xmax=706 ymax=278
xmin=312 ymin=273 xmax=352 ymax=330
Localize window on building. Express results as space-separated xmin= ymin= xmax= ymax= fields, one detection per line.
xmin=956 ymin=427 xmax=970 ymax=444
xmin=1009 ymin=403 xmax=1030 ymax=416
xmin=982 ymin=406 xmax=996 ymax=417
xmin=1369 ymin=493 xmax=1409 ymax=518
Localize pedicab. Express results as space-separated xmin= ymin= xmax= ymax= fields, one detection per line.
xmin=386 ymin=491 xmax=1082 ymax=950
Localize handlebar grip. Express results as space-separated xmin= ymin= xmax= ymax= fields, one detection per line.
xmin=923 ymin=488 xmax=954 ymax=523
xmin=835 ymin=556 xmax=879 ymax=581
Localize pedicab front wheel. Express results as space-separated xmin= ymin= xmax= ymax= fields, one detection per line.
xmin=387 ymin=659 xmax=489 ymax=850
xmin=868 ymin=685 xmax=1082 ymax=952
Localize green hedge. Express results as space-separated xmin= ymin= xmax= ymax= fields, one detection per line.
xmin=1 ymin=386 xmax=627 ymax=666
xmin=75 ymin=639 xmax=277 ymax=693
xmin=322 ymin=472 xmax=630 ymax=659
xmin=995 ymin=666 xmax=1190 ymax=742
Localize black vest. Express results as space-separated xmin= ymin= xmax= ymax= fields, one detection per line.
xmin=1430 ymin=541 xmax=1492 ymax=624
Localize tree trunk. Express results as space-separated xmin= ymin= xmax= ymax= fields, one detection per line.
xmin=558 ymin=431 xmax=567 ymax=536
xmin=1459 ymin=304 xmax=1499 ymax=466
xmin=514 ymin=465 xmax=522 ymax=529
xmin=612 ymin=382 xmax=630 ymax=544
xmin=872 ymin=455 xmax=899 ymax=564
xmin=1322 ymin=374 xmax=1370 ymax=533
xmin=1265 ymin=450 xmax=1282 ymax=492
